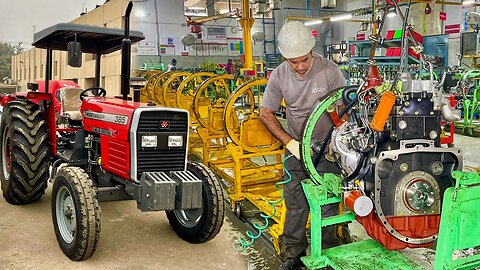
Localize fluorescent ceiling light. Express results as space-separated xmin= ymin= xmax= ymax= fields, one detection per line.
xmin=387 ymin=8 xmax=397 ymax=18
xmin=188 ymin=7 xmax=206 ymax=10
xmin=185 ymin=12 xmax=207 ymax=16
xmin=304 ymin=20 xmax=323 ymax=26
xmin=135 ymin=9 xmax=146 ymax=17
xmin=463 ymin=0 xmax=475 ymax=5
xmin=330 ymin=13 xmax=352 ymax=22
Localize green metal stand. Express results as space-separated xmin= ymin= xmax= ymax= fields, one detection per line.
xmin=301 ymin=176 xmax=423 ymax=270
xmin=434 ymin=171 xmax=480 ymax=270
xmin=301 ymin=171 xmax=480 ymax=270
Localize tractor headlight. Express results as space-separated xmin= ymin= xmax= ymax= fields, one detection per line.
xmin=141 ymin=135 xmax=158 ymax=148
xmin=168 ymin=135 xmax=183 ymax=147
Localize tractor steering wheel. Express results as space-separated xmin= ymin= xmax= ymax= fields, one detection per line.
xmin=80 ymin=87 xmax=107 ymax=100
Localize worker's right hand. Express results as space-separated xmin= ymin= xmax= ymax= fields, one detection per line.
xmin=286 ymin=139 xmax=301 ymax=160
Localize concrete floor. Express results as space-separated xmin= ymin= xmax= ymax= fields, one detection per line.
xmin=0 ymin=188 xmax=249 ymax=270
xmin=0 ymin=134 xmax=478 ymax=270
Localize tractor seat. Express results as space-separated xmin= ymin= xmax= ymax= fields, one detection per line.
xmin=59 ymin=88 xmax=84 ymax=121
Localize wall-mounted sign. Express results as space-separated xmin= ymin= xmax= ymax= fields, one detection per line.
xmin=445 ymin=24 xmax=461 ymax=35
xmin=227 ymin=38 xmax=243 ymax=56
xmin=160 ymin=44 xmax=175 ymax=55
xmin=207 ymin=27 xmax=227 ymax=40
xmin=440 ymin=12 xmax=446 ymax=21
xmin=137 ymin=42 xmax=158 ymax=56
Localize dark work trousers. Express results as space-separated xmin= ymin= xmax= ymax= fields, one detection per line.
xmin=282 ymin=150 xmax=340 ymax=259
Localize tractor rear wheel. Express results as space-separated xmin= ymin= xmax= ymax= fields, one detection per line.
xmin=0 ymin=99 xmax=50 ymax=204
xmin=52 ymin=167 xmax=101 ymax=261
xmin=166 ymin=162 xmax=225 ymax=243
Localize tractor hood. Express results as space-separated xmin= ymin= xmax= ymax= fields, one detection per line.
xmin=81 ymin=97 xmax=140 ymax=141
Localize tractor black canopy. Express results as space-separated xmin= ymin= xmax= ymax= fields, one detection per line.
xmin=32 ymin=23 xmax=144 ymax=54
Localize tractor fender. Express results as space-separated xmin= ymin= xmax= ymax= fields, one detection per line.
xmin=1 ymin=91 xmax=53 ymax=107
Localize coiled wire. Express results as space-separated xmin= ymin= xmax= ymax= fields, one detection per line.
xmin=235 ymin=155 xmax=294 ymax=252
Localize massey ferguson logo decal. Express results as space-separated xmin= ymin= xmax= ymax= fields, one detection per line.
xmin=159 ymin=121 xmax=169 ymax=129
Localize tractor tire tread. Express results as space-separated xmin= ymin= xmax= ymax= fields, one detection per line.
xmin=166 ymin=161 xmax=225 ymax=244
xmin=53 ymin=167 xmax=101 ymax=261
xmin=0 ymin=99 xmax=49 ymax=204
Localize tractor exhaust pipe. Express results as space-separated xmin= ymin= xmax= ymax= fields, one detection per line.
xmin=121 ymin=1 xmax=133 ymax=101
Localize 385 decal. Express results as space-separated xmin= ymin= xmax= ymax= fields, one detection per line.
xmin=84 ymin=111 xmax=129 ymax=125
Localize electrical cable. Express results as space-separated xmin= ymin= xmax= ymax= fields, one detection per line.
xmin=234 ymin=154 xmax=294 ymax=252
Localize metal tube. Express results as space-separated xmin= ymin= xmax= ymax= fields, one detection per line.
xmin=154 ymin=0 xmax=161 ymax=61
xmin=285 ymin=16 xmax=370 ymax=23
xmin=45 ymin=47 xmax=52 ymax=93
xmin=306 ymin=0 xmax=310 ymax=17
xmin=282 ymin=7 xmax=346 ymax=13
xmin=372 ymin=0 xmax=376 ymax=35
xmin=121 ymin=1 xmax=133 ymax=101
xmin=240 ymin=0 xmax=254 ymax=69
xmin=95 ymin=50 xmax=101 ymax=88
xmin=367 ymin=6 xmax=388 ymax=62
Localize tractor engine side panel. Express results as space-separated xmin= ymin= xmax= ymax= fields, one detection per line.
xmin=81 ymin=97 xmax=137 ymax=180
xmin=100 ymin=137 xmax=130 ymax=179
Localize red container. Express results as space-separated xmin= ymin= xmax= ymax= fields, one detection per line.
xmin=407 ymin=30 xmax=424 ymax=44
xmin=385 ymin=30 xmax=395 ymax=40
xmin=408 ymin=47 xmax=420 ymax=59
xmin=386 ymin=47 xmax=395 ymax=56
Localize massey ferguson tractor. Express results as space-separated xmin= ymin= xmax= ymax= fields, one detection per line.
xmin=0 ymin=2 xmax=225 ymax=261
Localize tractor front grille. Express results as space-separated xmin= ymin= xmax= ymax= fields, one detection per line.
xmin=135 ymin=110 xmax=188 ymax=180
xmin=137 ymin=110 xmax=188 ymax=132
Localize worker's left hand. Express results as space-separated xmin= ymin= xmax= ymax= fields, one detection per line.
xmin=286 ymin=139 xmax=301 ymax=160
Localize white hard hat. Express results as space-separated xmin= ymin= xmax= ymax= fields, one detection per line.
xmin=277 ymin=21 xmax=316 ymax=59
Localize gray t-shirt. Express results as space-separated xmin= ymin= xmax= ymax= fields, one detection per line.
xmin=262 ymin=54 xmax=346 ymax=141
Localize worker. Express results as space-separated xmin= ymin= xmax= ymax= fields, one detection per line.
xmin=225 ymin=58 xmax=234 ymax=74
xmin=259 ymin=21 xmax=346 ymax=270
xmin=167 ymin=58 xmax=178 ymax=71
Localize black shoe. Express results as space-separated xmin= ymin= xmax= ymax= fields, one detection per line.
xmin=278 ymin=257 xmax=304 ymax=270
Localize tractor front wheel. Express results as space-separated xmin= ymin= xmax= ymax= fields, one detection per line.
xmin=166 ymin=162 xmax=225 ymax=243
xmin=52 ymin=167 xmax=101 ymax=261
xmin=0 ymin=99 xmax=49 ymax=204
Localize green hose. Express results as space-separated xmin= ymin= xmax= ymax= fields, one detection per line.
xmin=235 ymin=155 xmax=294 ymax=252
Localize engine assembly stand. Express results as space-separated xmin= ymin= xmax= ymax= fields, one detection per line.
xmin=301 ymin=171 xmax=480 ymax=270
xmin=301 ymin=175 xmax=422 ymax=270
xmin=434 ymin=171 xmax=480 ymax=270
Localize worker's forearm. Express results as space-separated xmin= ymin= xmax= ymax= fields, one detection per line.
xmin=260 ymin=111 xmax=292 ymax=145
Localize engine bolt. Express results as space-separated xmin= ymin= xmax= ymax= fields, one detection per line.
xmin=400 ymin=163 xmax=409 ymax=172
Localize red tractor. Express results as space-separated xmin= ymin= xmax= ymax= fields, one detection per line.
xmin=0 ymin=2 xmax=225 ymax=261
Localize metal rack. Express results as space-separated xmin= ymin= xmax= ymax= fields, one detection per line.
xmin=262 ymin=10 xmax=280 ymax=68
xmin=347 ymin=38 xmax=421 ymax=85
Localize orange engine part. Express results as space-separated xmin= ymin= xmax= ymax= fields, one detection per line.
xmin=369 ymin=90 xmax=396 ymax=132
xmin=356 ymin=212 xmax=440 ymax=250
